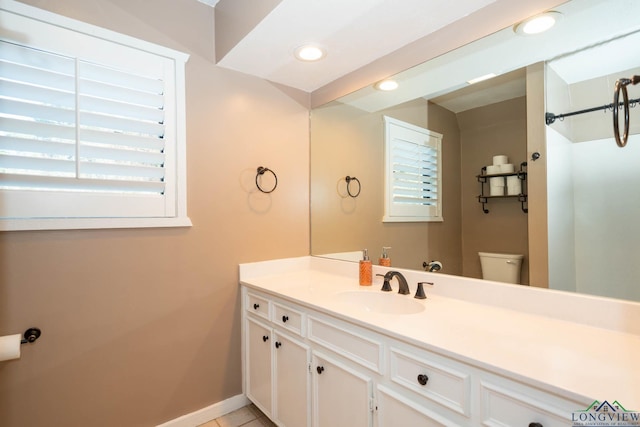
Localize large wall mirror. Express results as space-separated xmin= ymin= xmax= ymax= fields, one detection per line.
xmin=310 ymin=0 xmax=640 ymax=302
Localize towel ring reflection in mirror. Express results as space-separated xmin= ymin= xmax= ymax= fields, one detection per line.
xmin=613 ymin=76 xmax=639 ymax=148
xmin=256 ymin=166 xmax=278 ymax=193
xmin=345 ymin=176 xmax=361 ymax=198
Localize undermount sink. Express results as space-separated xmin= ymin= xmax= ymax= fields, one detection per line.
xmin=333 ymin=290 xmax=425 ymax=315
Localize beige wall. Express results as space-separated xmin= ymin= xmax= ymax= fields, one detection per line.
xmin=311 ymin=99 xmax=462 ymax=273
xmin=0 ymin=1 xmax=310 ymax=426
xmin=459 ymin=97 xmax=529 ymax=284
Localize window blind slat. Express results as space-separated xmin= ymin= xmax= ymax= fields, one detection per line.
xmin=79 ymin=79 xmax=164 ymax=108
xmin=79 ymin=111 xmax=164 ymax=137
xmin=79 ymin=161 xmax=165 ymax=181
xmin=0 ymin=117 xmax=75 ymax=141
xmin=0 ymin=153 xmax=75 ymax=175
xmin=394 ymin=182 xmax=437 ymax=190
xmin=0 ymin=135 xmax=74 ymax=157
xmin=0 ymin=97 xmax=75 ymax=125
xmin=80 ymin=95 xmax=164 ymax=123
xmin=79 ymin=128 xmax=164 ymax=151
xmin=0 ymin=60 xmax=75 ymax=93
xmin=79 ymin=144 xmax=164 ymax=165
xmin=0 ymin=80 xmax=75 ymax=109
xmin=0 ymin=172 xmax=165 ymax=194
xmin=0 ymin=41 xmax=75 ymax=76
xmin=79 ymin=61 xmax=163 ymax=94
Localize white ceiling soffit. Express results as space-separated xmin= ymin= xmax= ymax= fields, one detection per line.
xmin=430 ymin=68 xmax=526 ymax=114
xmin=216 ymin=0 xmax=497 ymax=93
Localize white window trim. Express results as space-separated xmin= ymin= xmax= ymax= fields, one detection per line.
xmin=383 ymin=116 xmax=443 ymax=223
xmin=0 ymin=0 xmax=191 ymax=231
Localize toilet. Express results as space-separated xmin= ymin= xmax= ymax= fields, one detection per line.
xmin=478 ymin=252 xmax=524 ymax=284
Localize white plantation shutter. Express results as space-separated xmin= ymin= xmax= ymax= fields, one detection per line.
xmin=383 ymin=116 xmax=443 ymax=222
xmin=0 ymin=1 xmax=190 ymax=230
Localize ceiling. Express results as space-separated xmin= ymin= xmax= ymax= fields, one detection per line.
xmin=209 ymin=0 xmax=499 ymax=93
xmin=334 ymin=0 xmax=640 ymax=114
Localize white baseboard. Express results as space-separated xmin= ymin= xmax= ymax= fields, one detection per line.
xmin=156 ymin=394 xmax=250 ymax=427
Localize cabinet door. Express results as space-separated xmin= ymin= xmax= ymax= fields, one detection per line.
xmin=312 ymin=352 xmax=372 ymax=427
xmin=246 ymin=317 xmax=273 ymax=417
xmin=274 ymin=331 xmax=311 ymax=427
xmin=376 ymin=385 xmax=460 ymax=427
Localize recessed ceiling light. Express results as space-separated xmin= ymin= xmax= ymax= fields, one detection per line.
xmin=467 ymin=73 xmax=496 ymax=85
xmin=294 ymin=45 xmax=326 ymax=62
xmin=374 ymin=79 xmax=399 ymax=91
xmin=514 ymin=11 xmax=562 ymax=35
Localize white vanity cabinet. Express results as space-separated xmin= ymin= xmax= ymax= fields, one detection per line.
xmin=244 ymin=292 xmax=311 ymax=427
xmin=242 ymin=286 xmax=587 ymax=427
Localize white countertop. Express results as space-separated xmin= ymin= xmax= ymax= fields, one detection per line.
xmin=239 ymin=256 xmax=640 ymax=408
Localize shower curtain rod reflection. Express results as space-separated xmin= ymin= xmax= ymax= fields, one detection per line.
xmin=545 ymin=97 xmax=639 ymax=125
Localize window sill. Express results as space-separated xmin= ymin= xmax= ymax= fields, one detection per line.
xmin=382 ymin=215 xmax=443 ymax=223
xmin=0 ymin=216 xmax=193 ymax=232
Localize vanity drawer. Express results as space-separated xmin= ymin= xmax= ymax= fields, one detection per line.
xmin=308 ymin=316 xmax=383 ymax=374
xmin=246 ymin=292 xmax=270 ymax=320
xmin=273 ymin=302 xmax=304 ymax=336
xmin=480 ymin=380 xmax=575 ymax=427
xmin=389 ymin=346 xmax=471 ymax=417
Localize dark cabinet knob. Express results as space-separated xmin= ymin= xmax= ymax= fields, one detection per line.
xmin=529 ymin=424 xmax=543 ymax=427
xmin=316 ymin=366 xmax=325 ymax=374
xmin=275 ymin=341 xmax=282 ymax=348
xmin=262 ymin=335 xmax=268 ymax=342
xmin=253 ymin=303 xmax=260 ymax=310
xmin=417 ymin=374 xmax=429 ymax=386
xmin=282 ymin=315 xmax=289 ymax=323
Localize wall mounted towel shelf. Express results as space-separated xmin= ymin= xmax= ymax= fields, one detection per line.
xmin=477 ymin=162 xmax=528 ymax=213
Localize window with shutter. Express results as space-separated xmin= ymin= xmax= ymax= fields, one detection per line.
xmin=383 ymin=116 xmax=443 ymax=222
xmin=0 ymin=1 xmax=190 ymax=231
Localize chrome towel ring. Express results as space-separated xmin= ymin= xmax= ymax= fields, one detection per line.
xmin=613 ymin=75 xmax=640 ymax=147
xmin=256 ymin=166 xmax=278 ymax=193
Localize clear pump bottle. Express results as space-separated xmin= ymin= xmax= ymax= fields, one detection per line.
xmin=379 ymin=247 xmax=391 ymax=267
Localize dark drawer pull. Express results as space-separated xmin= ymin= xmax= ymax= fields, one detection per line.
xmin=417 ymin=374 xmax=429 ymax=386
xmin=282 ymin=315 xmax=289 ymax=323
xmin=316 ymin=366 xmax=325 ymax=374
xmin=253 ymin=303 xmax=260 ymax=310
xmin=262 ymin=335 xmax=268 ymax=342
xmin=529 ymin=424 xmax=543 ymax=427
xmin=275 ymin=341 xmax=282 ymax=349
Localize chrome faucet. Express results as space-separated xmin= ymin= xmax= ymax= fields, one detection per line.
xmin=380 ymin=271 xmax=410 ymax=295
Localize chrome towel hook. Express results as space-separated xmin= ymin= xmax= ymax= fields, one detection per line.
xmin=613 ymin=75 xmax=640 ymax=147
xmin=255 ymin=166 xmax=278 ymax=193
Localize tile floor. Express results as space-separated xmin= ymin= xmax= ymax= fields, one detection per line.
xmin=198 ymin=404 xmax=277 ymax=427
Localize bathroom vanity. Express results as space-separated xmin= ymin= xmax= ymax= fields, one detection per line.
xmin=239 ymin=256 xmax=640 ymax=427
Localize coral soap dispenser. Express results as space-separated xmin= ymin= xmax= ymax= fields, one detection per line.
xmin=379 ymin=247 xmax=391 ymax=267
xmin=359 ymin=249 xmax=372 ymax=286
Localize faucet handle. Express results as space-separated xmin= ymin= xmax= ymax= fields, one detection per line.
xmin=415 ymin=281 xmax=433 ymax=299
xmin=376 ymin=273 xmax=392 ymax=292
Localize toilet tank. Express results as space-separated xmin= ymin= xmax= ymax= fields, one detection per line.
xmin=478 ymin=252 xmax=524 ymax=284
